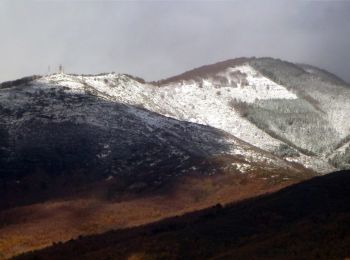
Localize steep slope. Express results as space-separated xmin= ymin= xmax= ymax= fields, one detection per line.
xmin=1 ymin=56 xmax=348 ymax=178
xmin=19 ymin=57 xmax=349 ymax=173
xmin=155 ymin=58 xmax=349 ymax=172
xmin=0 ymin=74 xmax=315 ymax=258
xmin=329 ymin=140 xmax=350 ymax=170
xmin=0 ymin=74 xmax=307 ymax=209
xmin=17 ymin=170 xmax=350 ymax=260
xmin=250 ymin=58 xmax=350 ymax=144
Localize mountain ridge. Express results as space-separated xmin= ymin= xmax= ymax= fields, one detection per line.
xmin=1 ymin=57 xmax=349 ymax=174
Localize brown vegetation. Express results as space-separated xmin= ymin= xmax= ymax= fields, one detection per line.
xmin=16 ymin=170 xmax=350 ymax=260
xmin=0 ymin=160 xmax=309 ymax=259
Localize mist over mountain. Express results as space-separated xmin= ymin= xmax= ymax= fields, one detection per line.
xmin=1 ymin=1 xmax=350 ymax=83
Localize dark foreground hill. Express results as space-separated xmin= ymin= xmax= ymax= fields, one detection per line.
xmin=17 ymin=170 xmax=350 ymax=260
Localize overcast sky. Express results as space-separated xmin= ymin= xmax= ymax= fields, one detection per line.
xmin=1 ymin=0 xmax=349 ymax=83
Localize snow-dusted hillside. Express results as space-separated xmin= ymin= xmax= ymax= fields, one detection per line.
xmin=35 ymin=66 xmax=297 ymax=152
xmin=0 ymin=71 xmax=311 ymax=197
xmin=0 ymin=57 xmax=349 ymax=176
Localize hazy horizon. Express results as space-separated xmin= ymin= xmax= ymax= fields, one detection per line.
xmin=1 ymin=0 xmax=350 ymax=83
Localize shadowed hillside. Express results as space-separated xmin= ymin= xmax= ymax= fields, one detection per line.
xmin=17 ymin=170 xmax=350 ymax=260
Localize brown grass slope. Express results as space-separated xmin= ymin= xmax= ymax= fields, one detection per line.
xmin=0 ymin=156 xmax=312 ymax=259
xmin=16 ymin=170 xmax=350 ymax=260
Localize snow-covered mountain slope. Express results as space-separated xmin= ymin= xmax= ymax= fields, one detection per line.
xmin=12 ymin=58 xmax=345 ymax=172
xmin=0 ymin=57 xmax=348 ymax=177
xmin=250 ymin=58 xmax=350 ymax=138
xmin=0 ymin=75 xmax=310 ymax=190
xmin=35 ymin=67 xmax=295 ymax=152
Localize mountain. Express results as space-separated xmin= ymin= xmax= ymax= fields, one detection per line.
xmin=0 ymin=57 xmax=349 ymax=258
xmin=16 ymin=170 xmax=350 ymax=260
xmin=2 ymin=57 xmax=349 ymax=176
xmin=154 ymin=57 xmax=350 ymax=171
xmin=0 ymin=69 xmax=310 ymax=209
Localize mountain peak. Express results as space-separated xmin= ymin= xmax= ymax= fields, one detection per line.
xmin=152 ymin=57 xmax=252 ymax=85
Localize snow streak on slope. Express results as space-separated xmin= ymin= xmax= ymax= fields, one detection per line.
xmin=223 ymin=66 xmax=297 ymax=102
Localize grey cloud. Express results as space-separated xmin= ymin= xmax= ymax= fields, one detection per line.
xmin=0 ymin=0 xmax=349 ymax=83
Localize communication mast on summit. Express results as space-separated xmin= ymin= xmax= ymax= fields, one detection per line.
xmin=59 ymin=64 xmax=64 ymax=74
